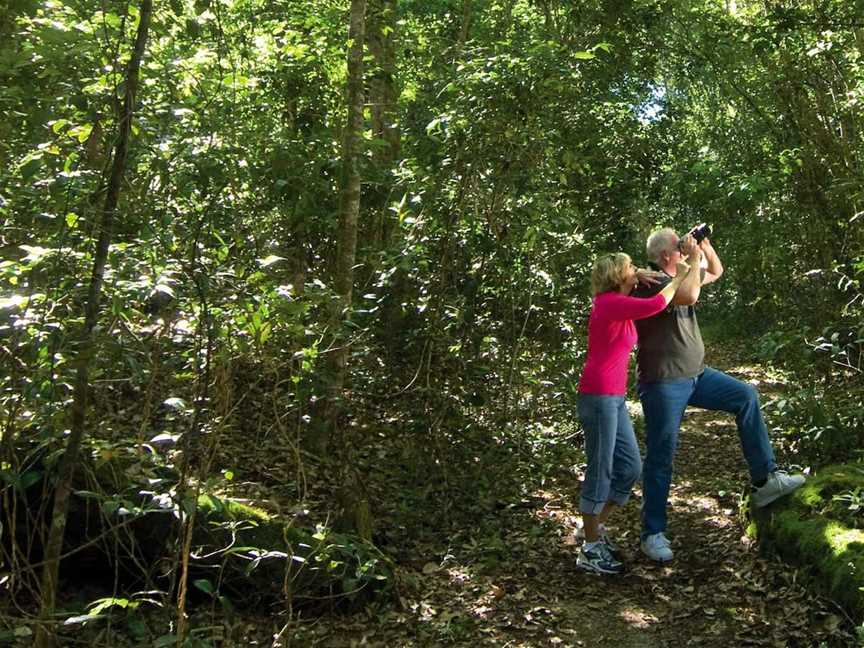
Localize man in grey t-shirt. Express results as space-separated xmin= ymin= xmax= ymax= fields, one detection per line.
xmin=632 ymin=227 xmax=805 ymax=563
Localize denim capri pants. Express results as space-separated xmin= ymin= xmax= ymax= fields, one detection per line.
xmin=577 ymin=394 xmax=642 ymax=515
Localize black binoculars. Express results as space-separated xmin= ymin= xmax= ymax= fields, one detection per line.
xmin=678 ymin=223 xmax=711 ymax=250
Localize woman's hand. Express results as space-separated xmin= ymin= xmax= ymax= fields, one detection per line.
xmin=675 ymin=259 xmax=691 ymax=277
xmin=636 ymin=268 xmax=664 ymax=286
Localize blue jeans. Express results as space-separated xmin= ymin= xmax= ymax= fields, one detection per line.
xmin=638 ymin=366 xmax=777 ymax=537
xmin=577 ymin=394 xmax=642 ymax=515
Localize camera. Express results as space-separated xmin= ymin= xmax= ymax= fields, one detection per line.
xmin=678 ymin=223 xmax=712 ymax=249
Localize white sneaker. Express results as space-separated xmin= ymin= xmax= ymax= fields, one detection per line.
xmin=575 ymin=524 xmax=620 ymax=557
xmin=577 ymin=542 xmax=624 ymax=575
xmin=641 ymin=532 xmax=673 ymax=562
xmin=751 ymin=470 xmax=806 ymax=508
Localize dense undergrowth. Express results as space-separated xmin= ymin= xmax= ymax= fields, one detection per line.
xmin=3 ymin=0 xmax=864 ymax=644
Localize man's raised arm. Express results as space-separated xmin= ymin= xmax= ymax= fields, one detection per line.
xmin=672 ymin=235 xmax=703 ymax=305
xmin=699 ymin=238 xmax=723 ymax=286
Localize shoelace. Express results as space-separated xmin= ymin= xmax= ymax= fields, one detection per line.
xmin=650 ymin=533 xmax=670 ymax=548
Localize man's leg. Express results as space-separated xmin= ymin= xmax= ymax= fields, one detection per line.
xmin=688 ymin=367 xmax=777 ymax=483
xmin=638 ymin=378 xmax=694 ymax=538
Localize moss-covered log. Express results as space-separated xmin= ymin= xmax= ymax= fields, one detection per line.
xmin=2 ymin=448 xmax=392 ymax=611
xmin=189 ymin=494 xmax=393 ymax=610
xmin=746 ymin=464 xmax=864 ymax=620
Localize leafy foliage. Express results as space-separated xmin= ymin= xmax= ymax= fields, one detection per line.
xmin=3 ymin=0 xmax=864 ymax=643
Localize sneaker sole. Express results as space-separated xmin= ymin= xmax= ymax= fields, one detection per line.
xmin=753 ymin=493 xmax=789 ymax=508
xmin=752 ymin=483 xmax=805 ymax=508
xmin=576 ymin=560 xmax=624 ymax=575
xmin=640 ymin=549 xmax=673 ymax=563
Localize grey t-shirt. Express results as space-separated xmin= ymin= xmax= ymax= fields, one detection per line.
xmin=633 ymin=266 xmax=705 ymax=383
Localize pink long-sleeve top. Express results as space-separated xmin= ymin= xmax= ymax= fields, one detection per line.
xmin=578 ymin=291 xmax=668 ymax=395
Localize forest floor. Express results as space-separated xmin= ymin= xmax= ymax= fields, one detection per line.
xmin=9 ymin=347 xmax=857 ymax=647
xmin=270 ymin=351 xmax=857 ymax=648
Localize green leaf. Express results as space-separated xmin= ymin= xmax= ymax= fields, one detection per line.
xmin=163 ymin=397 xmax=187 ymax=409
xmin=126 ymin=616 xmax=148 ymax=640
xmin=88 ymin=597 xmax=130 ymax=615
xmin=18 ymin=157 xmax=42 ymax=179
xmin=68 ymin=123 xmax=93 ymax=143
xmin=193 ymin=579 xmax=214 ymax=595
xmin=153 ymin=283 xmax=175 ymax=298
xmin=19 ymin=470 xmax=42 ymax=490
xmin=573 ymin=51 xmax=595 ymax=60
xmin=20 ymin=245 xmax=51 ymax=264
xmin=64 ymin=614 xmax=103 ymax=626
xmin=102 ymin=12 xmax=122 ymax=29
xmin=258 ymin=255 xmax=286 ymax=268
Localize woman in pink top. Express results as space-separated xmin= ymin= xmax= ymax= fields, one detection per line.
xmin=576 ymin=252 xmax=690 ymax=574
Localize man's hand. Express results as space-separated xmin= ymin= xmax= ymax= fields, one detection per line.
xmin=671 ymin=235 xmax=703 ymax=305
xmin=679 ymin=234 xmax=699 ymax=257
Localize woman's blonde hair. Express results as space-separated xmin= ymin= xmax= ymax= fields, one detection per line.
xmin=591 ymin=252 xmax=631 ymax=295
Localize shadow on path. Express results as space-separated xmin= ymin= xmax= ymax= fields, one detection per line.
xmin=280 ymin=364 xmax=855 ymax=647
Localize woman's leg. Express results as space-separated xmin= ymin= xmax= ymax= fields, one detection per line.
xmin=607 ymin=398 xmax=642 ymax=511
xmin=578 ymin=395 xmax=621 ymax=542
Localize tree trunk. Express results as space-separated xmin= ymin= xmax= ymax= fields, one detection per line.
xmin=458 ymin=0 xmax=473 ymax=51
xmin=34 ymin=1 xmax=153 ymax=645
xmin=366 ymin=0 xmax=400 ymax=248
xmin=315 ymin=0 xmax=370 ymax=540
xmin=317 ymin=0 xmax=367 ymax=453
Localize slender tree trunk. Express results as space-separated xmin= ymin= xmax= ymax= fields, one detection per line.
xmin=317 ymin=0 xmax=371 ymax=540
xmin=458 ymin=0 xmax=473 ymax=50
xmin=855 ymin=28 xmax=864 ymax=61
xmin=319 ymin=0 xmax=367 ymax=451
xmin=34 ymin=2 xmax=152 ymax=645
xmin=366 ymin=0 xmax=400 ymax=247
xmin=290 ymin=200 xmax=308 ymax=295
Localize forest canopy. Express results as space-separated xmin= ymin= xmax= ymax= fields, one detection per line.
xmin=1 ymin=0 xmax=864 ymax=645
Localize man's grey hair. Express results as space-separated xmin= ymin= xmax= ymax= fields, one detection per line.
xmin=646 ymin=227 xmax=678 ymax=263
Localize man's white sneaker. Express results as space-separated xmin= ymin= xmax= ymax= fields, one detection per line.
xmin=751 ymin=470 xmax=806 ymax=508
xmin=641 ymin=532 xmax=673 ymax=562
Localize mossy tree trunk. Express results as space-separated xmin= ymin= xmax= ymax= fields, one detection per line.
xmin=34 ymin=1 xmax=153 ymax=645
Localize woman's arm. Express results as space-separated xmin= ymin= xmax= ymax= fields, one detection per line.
xmin=599 ymin=263 xmax=691 ymax=321
xmin=659 ymin=260 xmax=691 ymax=305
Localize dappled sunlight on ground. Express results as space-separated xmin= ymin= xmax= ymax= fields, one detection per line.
xmin=617 ymin=606 xmax=660 ymax=630
xmin=285 ymin=354 xmax=853 ymax=647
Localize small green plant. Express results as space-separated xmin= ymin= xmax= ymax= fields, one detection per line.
xmin=833 ymin=486 xmax=864 ymax=514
